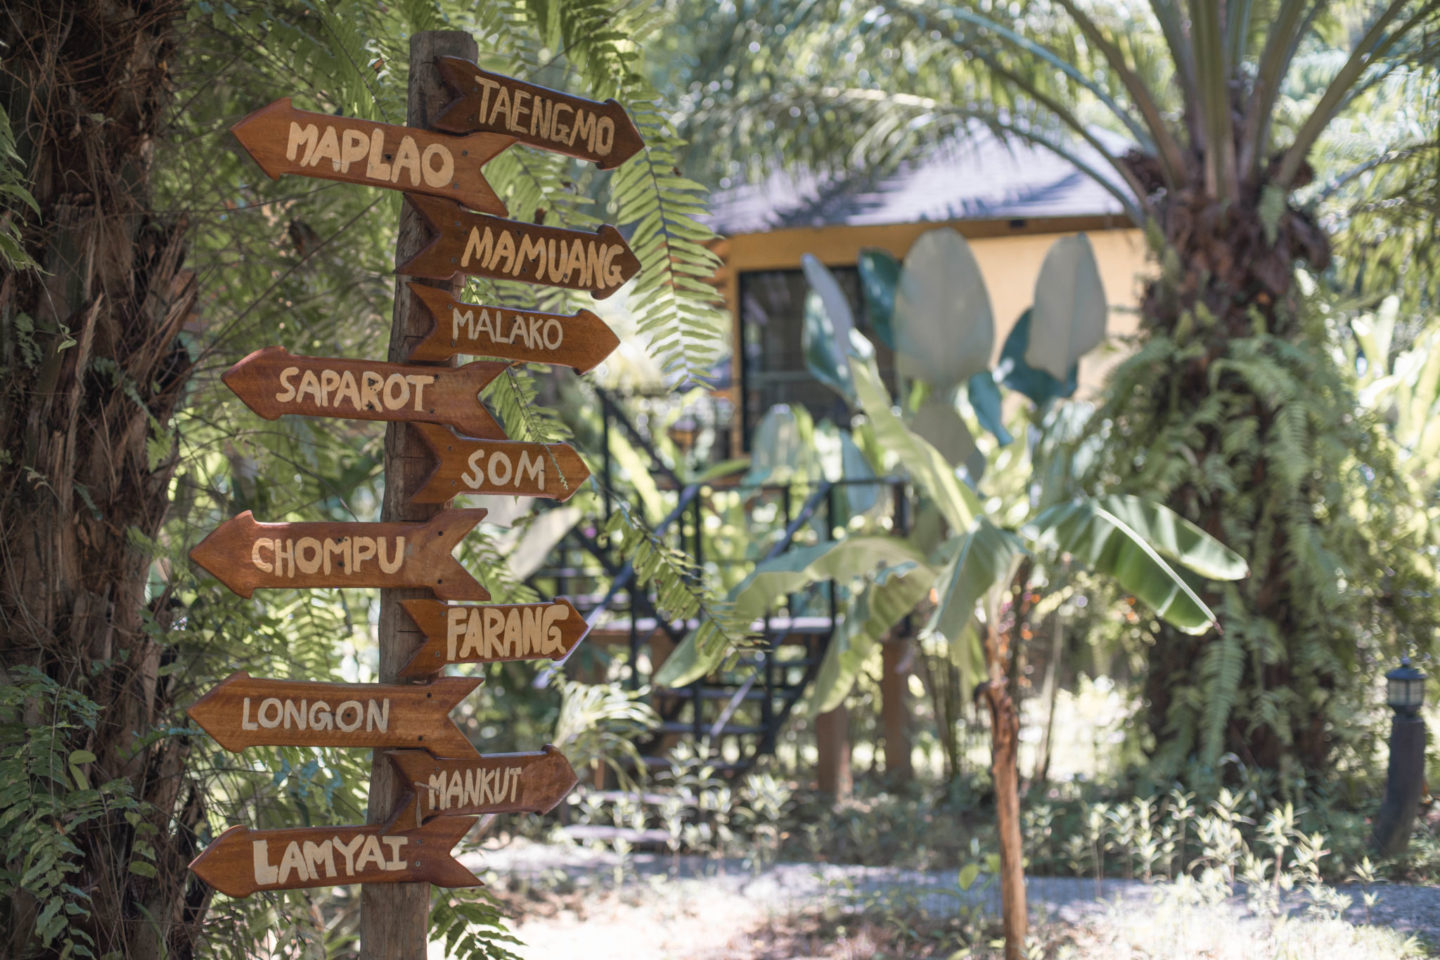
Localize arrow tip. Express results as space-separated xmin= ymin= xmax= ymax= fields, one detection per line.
xmin=595 ymin=99 xmax=645 ymax=169
xmin=230 ymin=99 xmax=293 ymax=180
xmin=190 ymin=513 xmax=257 ymax=598
xmin=190 ymin=824 xmax=256 ymax=897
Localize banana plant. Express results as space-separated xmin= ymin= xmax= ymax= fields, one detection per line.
xmin=656 ymin=226 xmax=1248 ymax=947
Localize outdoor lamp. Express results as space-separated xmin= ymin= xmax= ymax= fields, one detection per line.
xmin=1386 ymin=657 xmax=1426 ymax=717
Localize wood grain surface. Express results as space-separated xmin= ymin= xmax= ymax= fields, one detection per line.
xmin=404 ymin=282 xmax=618 ymax=370
xmin=433 ymin=57 xmax=643 ymax=168
xmin=388 ymin=745 xmax=577 ymax=819
xmin=189 ymin=508 xmax=492 ymax=601
xmin=408 ymin=422 xmax=589 ymax=503
xmin=397 ymin=194 xmax=640 ymax=298
xmin=189 ymin=814 xmax=479 ymax=897
xmin=222 ymin=345 xmax=508 ymax=440
xmin=398 ymin=598 xmax=587 ymax=678
xmin=231 ymin=98 xmax=512 ymax=214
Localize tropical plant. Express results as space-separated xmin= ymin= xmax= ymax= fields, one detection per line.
xmin=660 ymin=0 xmax=1440 ymax=785
xmin=658 ymin=226 xmax=1248 ymax=958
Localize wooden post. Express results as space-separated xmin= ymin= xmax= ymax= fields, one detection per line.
xmin=361 ymin=29 xmax=477 ymax=960
xmin=982 ymin=619 xmax=1027 ymax=960
xmin=815 ymin=704 xmax=852 ymax=798
xmin=881 ymin=637 xmax=913 ymax=785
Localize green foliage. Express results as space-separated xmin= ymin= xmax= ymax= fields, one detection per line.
xmin=0 ymin=103 xmax=39 ymax=273
xmin=1084 ymin=302 xmax=1440 ymax=777
xmin=0 ymin=668 xmax=142 ymax=959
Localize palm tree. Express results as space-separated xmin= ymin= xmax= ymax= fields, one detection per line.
xmin=664 ymin=0 xmax=1440 ymax=780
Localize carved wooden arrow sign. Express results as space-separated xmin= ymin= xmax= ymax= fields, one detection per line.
xmin=231 ymin=98 xmax=512 ymax=215
xmin=405 ymin=282 xmax=619 ymax=370
xmin=190 ymin=509 xmax=492 ymax=601
xmin=409 ymin=422 xmax=589 ymax=504
xmin=398 ymin=598 xmax=588 ymax=678
xmin=187 ymin=671 xmax=481 ymax=756
xmin=190 ymin=814 xmax=479 ymax=897
xmin=434 ymin=58 xmax=644 ymax=169
xmin=223 ymin=345 xmax=508 ymax=440
xmin=389 ymin=745 xmax=578 ymax=820
xmin=398 ymin=195 xmax=640 ymax=298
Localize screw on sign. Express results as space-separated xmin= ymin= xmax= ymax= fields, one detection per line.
xmin=230 ymin=98 xmax=513 ymax=214
xmin=398 ymin=598 xmax=589 ymax=678
xmin=189 ymin=509 xmax=492 ymax=602
xmin=404 ymin=282 xmax=619 ymax=371
xmin=398 ymin=194 xmax=640 ymax=298
xmin=408 ymin=422 xmax=590 ymax=504
xmin=222 ymin=345 xmax=510 ymax=440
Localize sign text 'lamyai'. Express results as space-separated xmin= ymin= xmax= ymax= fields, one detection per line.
xmin=189 ymin=816 xmax=479 ymax=897
xmin=232 ymin=98 xmax=512 ymax=215
xmin=223 ymin=345 xmax=508 ymax=440
xmin=190 ymin=509 xmax=492 ymax=601
xmin=399 ymin=195 xmax=639 ymax=298
xmin=405 ymin=283 xmax=619 ymax=371
xmin=409 ymin=422 xmax=589 ymax=504
xmin=399 ymin=598 xmax=587 ymax=677
xmin=389 ymin=746 xmax=577 ymax=819
xmin=435 ymin=57 xmax=643 ymax=169
xmin=188 ymin=671 xmax=480 ymax=756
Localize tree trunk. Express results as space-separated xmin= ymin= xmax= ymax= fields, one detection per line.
xmin=0 ymin=2 xmax=205 ymax=957
xmin=815 ymin=704 xmax=852 ymax=798
xmin=982 ymin=619 xmax=1026 ymax=960
xmin=881 ymin=635 xmax=914 ymax=785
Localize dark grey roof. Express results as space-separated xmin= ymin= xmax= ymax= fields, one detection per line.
xmin=705 ymin=124 xmax=1132 ymax=235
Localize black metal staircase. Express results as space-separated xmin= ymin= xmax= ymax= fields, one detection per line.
xmin=531 ymin=387 xmax=909 ymax=778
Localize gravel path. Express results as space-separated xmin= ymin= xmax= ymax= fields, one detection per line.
xmin=466 ymin=839 xmax=1440 ymax=952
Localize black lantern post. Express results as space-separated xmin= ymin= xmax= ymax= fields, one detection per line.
xmin=1373 ymin=657 xmax=1428 ymax=856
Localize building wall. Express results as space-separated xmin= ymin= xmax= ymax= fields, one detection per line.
xmin=718 ymin=215 xmax=1151 ymax=413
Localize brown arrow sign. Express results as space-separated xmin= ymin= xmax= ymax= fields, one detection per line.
xmin=409 ymin=422 xmax=589 ymax=504
xmin=187 ymin=671 xmax=480 ymax=757
xmin=397 ymin=194 xmax=640 ymax=299
xmin=230 ymin=98 xmax=512 ymax=214
xmin=231 ymin=98 xmax=511 ymax=215
xmin=223 ymin=345 xmax=508 ymax=441
xmin=389 ymin=745 xmax=578 ymax=820
xmin=405 ymin=282 xmax=619 ymax=371
xmin=398 ymin=598 xmax=588 ymax=678
xmin=434 ymin=57 xmax=644 ymax=169
xmin=189 ymin=814 xmax=479 ymax=897
xmin=190 ymin=509 xmax=492 ymax=601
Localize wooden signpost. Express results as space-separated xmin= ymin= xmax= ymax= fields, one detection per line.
xmin=398 ymin=194 xmax=640 ymax=297
xmin=190 ymin=816 xmax=480 ymax=898
xmin=188 ymin=672 xmax=481 ymax=757
xmin=434 ymin=57 xmax=644 ymax=169
xmin=223 ymin=345 xmax=509 ymax=440
xmin=193 ymin=36 xmax=643 ymax=958
xmin=389 ymin=745 xmax=578 ymax=819
xmin=398 ymin=598 xmax=588 ymax=678
xmin=405 ymin=282 xmax=619 ymax=370
xmin=231 ymin=98 xmax=512 ymax=215
xmin=189 ymin=509 xmax=492 ymax=601
xmin=409 ymin=422 xmax=589 ymax=503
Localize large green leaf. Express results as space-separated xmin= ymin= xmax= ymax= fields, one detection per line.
xmin=802 ymin=254 xmax=870 ymax=404
xmin=807 ymin=559 xmax=936 ymax=715
xmin=741 ymin=404 xmax=816 ymax=487
xmin=850 ymin=353 xmax=981 ymax=531
xmin=999 ymin=309 xmax=1078 ymax=406
xmin=925 ymin=518 xmax=1027 ymax=650
xmin=893 ymin=228 xmax=994 ymax=388
xmin=967 ymin=370 xmax=1013 ymax=446
xmin=1089 ymin=495 xmax=1248 ymax=581
xmin=857 ymin=247 xmax=900 ymax=349
xmin=833 ymin=428 xmax=881 ymax=524
xmin=1027 ymin=234 xmax=1107 ymax=379
xmin=1024 ymin=499 xmax=1223 ymax=634
xmin=654 ymin=536 xmax=934 ymax=687
xmin=911 ymin=390 xmax=986 ymax=482
xmin=803 ymin=289 xmax=854 ymax=402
